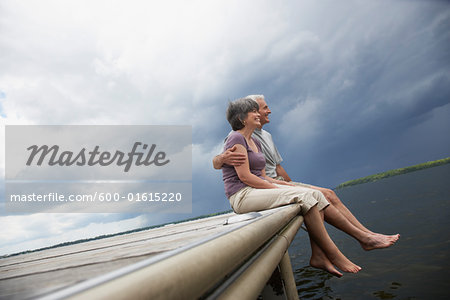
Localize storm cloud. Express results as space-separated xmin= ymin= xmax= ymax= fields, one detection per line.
xmin=1 ymin=0 xmax=449 ymax=254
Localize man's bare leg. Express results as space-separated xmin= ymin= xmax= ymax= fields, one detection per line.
xmin=309 ymin=185 xmax=400 ymax=243
xmin=308 ymin=185 xmax=373 ymax=233
xmin=322 ymin=204 xmax=400 ymax=250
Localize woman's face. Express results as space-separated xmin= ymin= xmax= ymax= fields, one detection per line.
xmin=243 ymin=108 xmax=261 ymax=129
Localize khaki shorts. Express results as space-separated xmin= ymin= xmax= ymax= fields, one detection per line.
xmin=229 ymin=183 xmax=329 ymax=215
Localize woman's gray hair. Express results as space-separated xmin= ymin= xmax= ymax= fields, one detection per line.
xmin=245 ymin=94 xmax=265 ymax=102
xmin=226 ymin=97 xmax=260 ymax=131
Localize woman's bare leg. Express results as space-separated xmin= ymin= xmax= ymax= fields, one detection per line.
xmin=309 ymin=239 xmax=343 ymax=277
xmin=304 ymin=205 xmax=361 ymax=273
xmin=308 ymin=209 xmax=343 ymax=277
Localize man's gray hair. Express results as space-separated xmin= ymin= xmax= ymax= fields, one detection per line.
xmin=245 ymin=94 xmax=265 ymax=102
xmin=226 ymin=97 xmax=260 ymax=131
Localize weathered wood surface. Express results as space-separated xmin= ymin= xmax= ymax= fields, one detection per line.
xmin=0 ymin=209 xmax=280 ymax=300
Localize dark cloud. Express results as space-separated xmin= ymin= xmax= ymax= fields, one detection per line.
xmin=194 ymin=1 xmax=450 ymax=191
xmin=2 ymin=0 xmax=449 ymax=253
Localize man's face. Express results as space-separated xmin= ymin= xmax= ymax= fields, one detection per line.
xmin=256 ymin=98 xmax=271 ymax=126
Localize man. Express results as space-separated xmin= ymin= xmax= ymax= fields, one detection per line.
xmin=213 ymin=95 xmax=386 ymax=236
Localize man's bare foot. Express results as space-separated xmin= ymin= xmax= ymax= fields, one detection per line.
xmin=310 ymin=254 xmax=343 ymax=277
xmin=360 ymin=233 xmax=400 ymax=251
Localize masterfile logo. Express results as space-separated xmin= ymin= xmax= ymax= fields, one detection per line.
xmin=6 ymin=125 xmax=191 ymax=180
xmin=25 ymin=142 xmax=170 ymax=172
xmin=5 ymin=125 xmax=192 ymax=213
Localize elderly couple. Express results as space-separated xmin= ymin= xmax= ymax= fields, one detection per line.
xmin=213 ymin=95 xmax=399 ymax=277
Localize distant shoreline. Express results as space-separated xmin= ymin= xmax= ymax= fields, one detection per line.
xmin=335 ymin=157 xmax=450 ymax=189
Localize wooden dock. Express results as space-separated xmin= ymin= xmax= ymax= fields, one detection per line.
xmin=0 ymin=204 xmax=303 ymax=300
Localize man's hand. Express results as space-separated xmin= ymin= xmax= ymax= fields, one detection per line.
xmin=212 ymin=145 xmax=247 ymax=169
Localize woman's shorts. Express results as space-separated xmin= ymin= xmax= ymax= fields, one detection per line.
xmin=229 ymin=184 xmax=330 ymax=215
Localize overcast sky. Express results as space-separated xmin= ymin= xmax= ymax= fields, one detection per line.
xmin=1 ymin=0 xmax=449 ymax=255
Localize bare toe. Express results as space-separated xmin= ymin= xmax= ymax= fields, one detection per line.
xmin=310 ymin=256 xmax=343 ymax=277
xmin=329 ymin=254 xmax=361 ymax=274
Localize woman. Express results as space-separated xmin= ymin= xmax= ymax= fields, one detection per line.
xmin=222 ymin=97 xmax=361 ymax=276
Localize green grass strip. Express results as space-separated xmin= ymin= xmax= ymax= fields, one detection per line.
xmin=335 ymin=157 xmax=450 ymax=189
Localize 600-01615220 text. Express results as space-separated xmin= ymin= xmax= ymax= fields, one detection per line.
xmin=9 ymin=192 xmax=184 ymax=203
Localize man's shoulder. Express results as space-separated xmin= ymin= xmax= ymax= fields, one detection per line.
xmin=253 ymin=128 xmax=273 ymax=141
xmin=261 ymin=128 xmax=272 ymax=137
xmin=223 ymin=130 xmax=235 ymax=143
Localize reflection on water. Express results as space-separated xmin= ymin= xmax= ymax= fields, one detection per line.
xmin=295 ymin=267 xmax=334 ymax=299
xmin=289 ymin=163 xmax=450 ymax=299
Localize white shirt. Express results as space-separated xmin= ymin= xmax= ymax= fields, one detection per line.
xmin=251 ymin=128 xmax=283 ymax=178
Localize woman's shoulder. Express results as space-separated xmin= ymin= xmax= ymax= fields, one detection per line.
xmin=228 ymin=131 xmax=244 ymax=139
xmin=225 ymin=131 xmax=246 ymax=147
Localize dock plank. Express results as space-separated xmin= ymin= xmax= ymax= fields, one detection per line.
xmin=0 ymin=211 xmax=265 ymax=299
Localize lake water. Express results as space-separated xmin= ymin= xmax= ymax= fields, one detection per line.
xmin=288 ymin=163 xmax=450 ymax=299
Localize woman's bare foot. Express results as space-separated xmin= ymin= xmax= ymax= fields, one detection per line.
xmin=310 ymin=254 xmax=343 ymax=277
xmin=360 ymin=233 xmax=400 ymax=251
xmin=327 ymin=251 xmax=362 ymax=274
